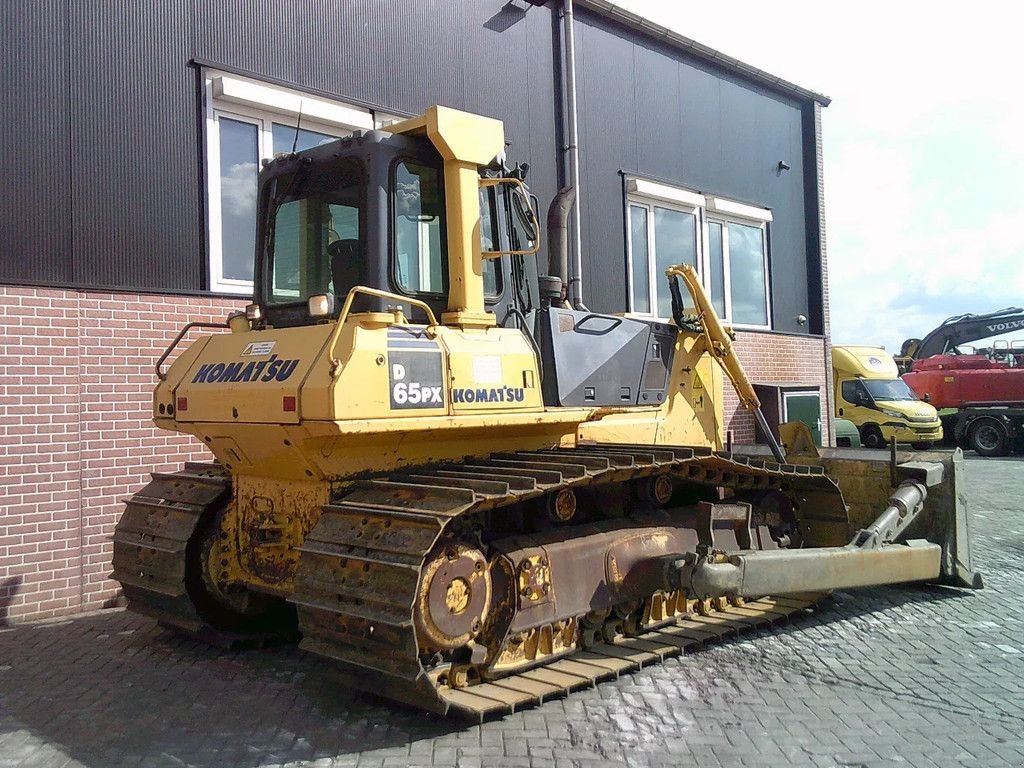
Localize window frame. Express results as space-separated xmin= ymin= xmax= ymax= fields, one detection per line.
xmin=625 ymin=197 xmax=702 ymax=319
xmin=202 ymin=70 xmax=376 ymax=294
xmin=703 ymin=214 xmax=772 ymax=330
xmin=388 ymin=155 xmax=450 ymax=301
xmin=624 ymin=177 xmax=773 ymax=331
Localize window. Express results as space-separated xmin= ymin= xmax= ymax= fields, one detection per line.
xmin=393 ymin=160 xmax=446 ymax=294
xmin=267 ymin=158 xmax=364 ymax=306
xmin=204 ymin=71 xmax=377 ymax=294
xmin=390 ymin=164 xmax=502 ymax=299
xmin=479 ymin=187 xmax=501 ymax=297
xmin=625 ymin=177 xmax=772 ymax=328
xmin=841 ymin=379 xmax=869 ymax=404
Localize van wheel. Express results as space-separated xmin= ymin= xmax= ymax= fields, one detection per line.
xmin=910 ymin=441 xmax=933 ymax=450
xmin=967 ymin=417 xmax=1007 ymax=457
xmin=860 ymin=424 xmax=884 ymax=449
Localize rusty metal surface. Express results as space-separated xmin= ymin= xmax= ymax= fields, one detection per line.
xmin=111 ymin=465 xmax=231 ymax=635
xmin=288 ymin=446 xmax=845 ymax=716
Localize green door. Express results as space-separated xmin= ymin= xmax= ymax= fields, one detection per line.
xmin=783 ymin=392 xmax=822 ymax=446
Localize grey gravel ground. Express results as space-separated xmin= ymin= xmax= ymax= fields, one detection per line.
xmin=1 ymin=455 xmax=1022 ymax=767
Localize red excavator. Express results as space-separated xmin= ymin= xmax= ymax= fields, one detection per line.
xmin=900 ymin=307 xmax=1024 ymax=456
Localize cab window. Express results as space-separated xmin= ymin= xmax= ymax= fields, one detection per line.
xmin=393 ymin=160 xmax=446 ymax=294
xmin=842 ymin=380 xmax=869 ymax=405
xmin=479 ymin=186 xmax=501 ymax=298
xmin=268 ymin=158 xmax=364 ymax=306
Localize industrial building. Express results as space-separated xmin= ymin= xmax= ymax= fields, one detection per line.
xmin=0 ymin=0 xmax=831 ymax=622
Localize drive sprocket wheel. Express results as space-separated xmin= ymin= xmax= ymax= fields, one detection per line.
xmin=414 ymin=542 xmax=492 ymax=652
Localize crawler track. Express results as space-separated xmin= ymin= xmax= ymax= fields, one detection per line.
xmin=291 ymin=444 xmax=845 ymax=717
xmin=113 ymin=447 xmax=845 ymax=717
xmin=111 ymin=462 xmax=232 ymax=639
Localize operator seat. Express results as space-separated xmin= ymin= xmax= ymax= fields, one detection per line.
xmin=328 ymin=238 xmax=365 ymax=303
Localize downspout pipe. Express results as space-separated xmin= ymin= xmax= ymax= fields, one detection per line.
xmin=546 ymin=186 xmax=575 ymax=306
xmin=561 ymin=0 xmax=587 ymax=310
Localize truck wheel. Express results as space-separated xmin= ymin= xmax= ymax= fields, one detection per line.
xmin=860 ymin=424 xmax=884 ymax=449
xmin=967 ymin=417 xmax=1008 ymax=457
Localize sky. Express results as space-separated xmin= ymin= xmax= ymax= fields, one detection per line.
xmin=612 ymin=0 xmax=1024 ymax=353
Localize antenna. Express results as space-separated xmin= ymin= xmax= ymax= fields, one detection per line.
xmin=291 ymin=99 xmax=305 ymax=154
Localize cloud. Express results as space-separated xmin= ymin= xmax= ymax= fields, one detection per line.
xmin=220 ymin=161 xmax=259 ymax=217
xmin=609 ymin=1 xmax=1024 ymax=353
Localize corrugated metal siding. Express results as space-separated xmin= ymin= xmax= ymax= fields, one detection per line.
xmin=68 ymin=1 xmax=202 ymax=291
xmin=2 ymin=0 xmax=563 ymax=292
xmin=1 ymin=0 xmax=818 ymax=320
xmin=0 ymin=0 xmax=72 ymax=284
xmin=633 ymin=38 xmax=685 ymax=181
xmin=575 ymin=14 xmax=638 ymax=310
xmin=192 ymin=0 xmax=468 ymax=117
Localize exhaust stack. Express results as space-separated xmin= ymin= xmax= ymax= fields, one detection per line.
xmin=545 ymin=186 xmax=575 ymax=307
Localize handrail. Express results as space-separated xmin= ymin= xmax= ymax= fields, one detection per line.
xmin=327 ymin=285 xmax=439 ymax=375
xmin=155 ymin=321 xmax=229 ymax=380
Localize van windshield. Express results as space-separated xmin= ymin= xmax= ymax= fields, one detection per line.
xmin=863 ymin=379 xmax=918 ymax=402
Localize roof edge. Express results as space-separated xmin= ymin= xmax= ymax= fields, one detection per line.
xmin=574 ymin=0 xmax=831 ymax=107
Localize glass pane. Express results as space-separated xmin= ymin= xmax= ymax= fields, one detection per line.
xmin=218 ymin=117 xmax=259 ymax=281
xmin=483 ymin=260 xmax=499 ymax=297
xmin=629 ymin=205 xmax=650 ymax=313
xmin=268 ymin=158 xmax=364 ymax=305
xmin=479 ymin=187 xmax=497 ymax=252
xmin=271 ymin=123 xmax=338 ymax=154
xmin=708 ymin=221 xmax=725 ymax=317
xmin=653 ymin=207 xmax=697 ymax=318
xmin=394 ymin=161 xmax=446 ymax=294
xmin=479 ymin=187 xmax=500 ymax=298
xmin=727 ymin=222 xmax=768 ymax=326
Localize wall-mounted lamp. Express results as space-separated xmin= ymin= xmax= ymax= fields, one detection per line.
xmin=776 ymin=160 xmax=791 ymax=176
xmin=796 ymin=314 xmax=807 ymax=326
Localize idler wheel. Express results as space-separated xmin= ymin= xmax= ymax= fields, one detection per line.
xmin=414 ymin=543 xmax=492 ymax=652
xmin=635 ymin=474 xmax=673 ymax=506
xmin=545 ymin=488 xmax=578 ymax=523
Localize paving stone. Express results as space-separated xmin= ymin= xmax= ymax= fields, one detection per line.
xmin=1 ymin=458 xmax=1022 ymax=767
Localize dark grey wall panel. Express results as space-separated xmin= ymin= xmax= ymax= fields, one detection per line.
xmin=574 ymin=8 xmax=811 ymax=333
xmin=575 ymin=14 xmax=638 ymax=310
xmin=0 ymin=0 xmax=71 ymax=284
xmin=0 ymin=0 xmax=820 ymax=328
xmin=68 ymin=0 xmax=201 ymax=291
xmin=192 ymin=0 xmax=465 ymax=118
xmin=633 ymin=40 xmax=685 ymax=181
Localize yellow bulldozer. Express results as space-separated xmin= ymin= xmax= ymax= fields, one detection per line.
xmin=112 ymin=106 xmax=981 ymax=718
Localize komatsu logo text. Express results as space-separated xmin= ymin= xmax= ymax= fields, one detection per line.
xmin=191 ymin=354 xmax=299 ymax=384
xmin=453 ymin=386 xmax=525 ymax=404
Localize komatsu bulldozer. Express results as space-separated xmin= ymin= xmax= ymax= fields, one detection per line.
xmin=112 ymin=106 xmax=981 ymax=718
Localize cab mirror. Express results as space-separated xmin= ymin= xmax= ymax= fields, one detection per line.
xmin=479 ymin=177 xmax=540 ymax=257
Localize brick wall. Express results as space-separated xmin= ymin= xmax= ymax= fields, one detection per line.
xmin=1 ymin=286 xmax=829 ymax=623
xmin=0 ymin=286 xmax=242 ymax=624
xmin=721 ymin=330 xmax=830 ymax=446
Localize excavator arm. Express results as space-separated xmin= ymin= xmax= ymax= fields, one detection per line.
xmin=910 ymin=306 xmax=1024 ymax=360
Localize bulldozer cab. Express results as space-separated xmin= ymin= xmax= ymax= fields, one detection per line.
xmin=252 ymin=116 xmax=540 ymax=332
xmin=249 ymin=105 xmax=677 ymax=411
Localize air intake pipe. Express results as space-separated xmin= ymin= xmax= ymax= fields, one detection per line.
xmin=544 ymin=186 xmax=575 ymax=307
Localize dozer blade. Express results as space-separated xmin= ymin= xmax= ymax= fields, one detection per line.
xmin=734 ymin=444 xmax=982 ymax=590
